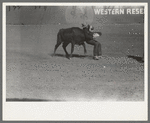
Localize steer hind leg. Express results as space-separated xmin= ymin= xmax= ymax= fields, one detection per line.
xmin=62 ymin=42 xmax=70 ymax=59
xmin=53 ymin=31 xmax=62 ymax=56
xmin=53 ymin=41 xmax=61 ymax=56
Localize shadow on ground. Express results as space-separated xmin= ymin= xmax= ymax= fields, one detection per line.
xmin=127 ymin=55 xmax=144 ymax=63
xmin=6 ymin=98 xmax=66 ymax=102
xmin=50 ymin=53 xmax=93 ymax=59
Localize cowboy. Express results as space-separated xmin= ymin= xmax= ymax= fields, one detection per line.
xmin=82 ymin=24 xmax=102 ymax=60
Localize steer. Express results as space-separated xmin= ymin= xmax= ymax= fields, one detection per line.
xmin=53 ymin=26 xmax=91 ymax=59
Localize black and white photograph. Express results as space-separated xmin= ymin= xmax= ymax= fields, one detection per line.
xmin=3 ymin=2 xmax=148 ymax=121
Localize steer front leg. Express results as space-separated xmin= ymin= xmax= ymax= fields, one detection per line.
xmin=82 ymin=43 xmax=87 ymax=55
xmin=62 ymin=42 xmax=70 ymax=59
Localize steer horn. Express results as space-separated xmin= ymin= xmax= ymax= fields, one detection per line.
xmin=82 ymin=23 xmax=88 ymax=28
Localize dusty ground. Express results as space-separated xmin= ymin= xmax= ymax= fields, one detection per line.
xmin=6 ymin=24 xmax=144 ymax=101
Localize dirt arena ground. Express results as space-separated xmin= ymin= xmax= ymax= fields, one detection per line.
xmin=6 ymin=24 xmax=144 ymax=101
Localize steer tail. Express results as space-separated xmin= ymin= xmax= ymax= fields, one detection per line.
xmin=57 ymin=30 xmax=63 ymax=44
xmin=53 ymin=30 xmax=63 ymax=55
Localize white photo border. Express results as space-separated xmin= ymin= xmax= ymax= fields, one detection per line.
xmin=3 ymin=2 xmax=148 ymax=121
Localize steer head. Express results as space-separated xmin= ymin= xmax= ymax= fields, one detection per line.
xmin=82 ymin=23 xmax=102 ymax=37
xmin=82 ymin=24 xmax=94 ymax=32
